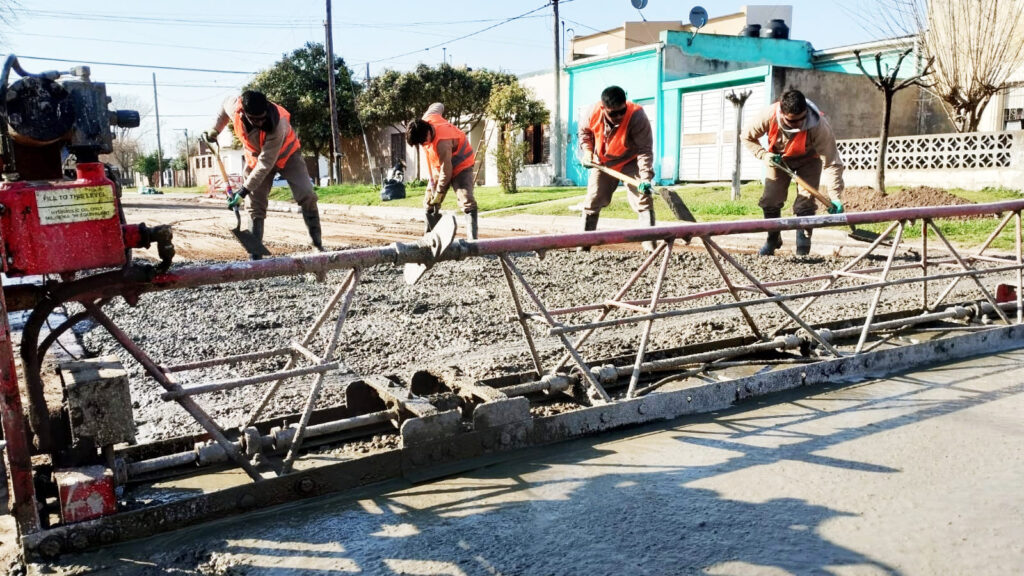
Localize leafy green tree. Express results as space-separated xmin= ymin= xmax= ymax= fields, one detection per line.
xmin=486 ymin=83 xmax=549 ymax=193
xmin=133 ymin=151 xmax=167 ymax=186
xmin=357 ymin=68 xmax=426 ymax=130
xmin=246 ymin=42 xmax=361 ymax=160
xmin=358 ymin=63 xmax=517 ymax=133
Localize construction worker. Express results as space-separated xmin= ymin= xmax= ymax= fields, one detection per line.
xmin=578 ymin=85 xmax=656 ymax=251
xmin=203 ymin=90 xmax=323 ymax=260
xmin=742 ymin=89 xmax=845 ymax=256
xmin=405 ymin=103 xmax=478 ymax=240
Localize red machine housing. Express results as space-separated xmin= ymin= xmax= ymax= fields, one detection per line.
xmin=0 ymin=162 xmax=142 ymax=276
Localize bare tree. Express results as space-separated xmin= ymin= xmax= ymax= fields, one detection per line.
xmin=0 ymin=1 xmax=20 ymax=45
xmin=864 ymin=0 xmax=1024 ymax=132
xmin=854 ymin=48 xmax=934 ymax=193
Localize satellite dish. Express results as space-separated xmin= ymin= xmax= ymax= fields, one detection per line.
xmin=631 ymin=0 xmax=648 ymax=9
xmin=689 ymin=6 xmax=708 ymax=29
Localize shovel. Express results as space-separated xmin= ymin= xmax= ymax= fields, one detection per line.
xmin=588 ymin=162 xmax=697 ymax=222
xmin=204 ymin=137 xmax=270 ymax=257
xmin=770 ymin=159 xmax=881 ymax=244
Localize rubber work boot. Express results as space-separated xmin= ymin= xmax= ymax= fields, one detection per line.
xmin=639 ymin=209 xmax=656 ymax=252
xmin=577 ymin=212 xmax=600 ymax=252
xmin=758 ymin=207 xmax=783 ymax=256
xmin=425 ymin=206 xmax=442 ymax=233
xmin=795 ymin=228 xmax=812 ymax=256
xmin=250 ymin=218 xmax=265 ymax=261
xmin=301 ymin=207 xmax=325 ymax=251
xmin=464 ymin=210 xmax=479 ymax=240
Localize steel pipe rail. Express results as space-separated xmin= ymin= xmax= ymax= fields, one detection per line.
xmin=122 ymin=408 xmax=398 ymax=481
xmin=39 ymin=201 xmax=1024 ymax=303
xmin=159 ymin=362 xmax=343 ymax=401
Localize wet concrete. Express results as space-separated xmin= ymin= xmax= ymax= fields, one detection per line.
xmin=32 ymin=348 xmax=1024 ymax=575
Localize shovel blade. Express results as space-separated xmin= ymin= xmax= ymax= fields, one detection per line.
xmin=847 ymin=226 xmax=886 ymax=244
xmin=658 ymin=188 xmax=697 ymax=222
xmin=231 ymin=228 xmax=271 ymax=257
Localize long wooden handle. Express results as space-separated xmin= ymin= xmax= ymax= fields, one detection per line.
xmin=772 ymin=160 xmax=831 ymax=208
xmin=793 ymin=174 xmax=832 ymax=207
xmin=207 ymin=139 xmax=232 ymax=188
xmin=590 ymin=163 xmax=643 ymax=188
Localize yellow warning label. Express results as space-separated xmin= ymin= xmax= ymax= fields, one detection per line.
xmin=36 ymin=186 xmax=116 ymax=225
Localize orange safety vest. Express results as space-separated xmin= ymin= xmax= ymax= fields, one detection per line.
xmin=423 ymin=113 xmax=475 ymax=180
xmin=588 ymin=101 xmax=641 ymax=172
xmin=232 ymin=99 xmax=301 ymax=170
xmin=767 ymin=102 xmax=810 ymax=158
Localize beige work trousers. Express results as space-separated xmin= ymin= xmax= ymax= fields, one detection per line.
xmin=759 ymin=154 xmax=821 ymax=216
xmin=245 ymin=152 xmax=319 ymax=220
xmin=424 ymin=169 xmax=477 ymax=213
xmin=581 ymin=159 xmax=652 ymax=216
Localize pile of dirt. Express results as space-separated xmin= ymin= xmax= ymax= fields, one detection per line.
xmin=842 ymin=186 xmax=972 ymax=213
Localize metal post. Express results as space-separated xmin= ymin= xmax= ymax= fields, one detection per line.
xmin=152 ymin=73 xmax=163 ymax=187
xmin=0 ymin=279 xmax=40 ymax=533
xmin=325 ymin=0 xmax=342 ymax=186
xmin=1017 ymin=212 xmax=1022 ymax=324
xmin=551 ymin=0 xmax=563 ymax=183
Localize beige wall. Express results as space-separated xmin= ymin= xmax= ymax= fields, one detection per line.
xmin=570 ymin=8 xmax=793 ymax=61
xmin=339 ymin=122 xmax=487 ymax=185
xmin=771 ymin=67 xmax=953 ymax=139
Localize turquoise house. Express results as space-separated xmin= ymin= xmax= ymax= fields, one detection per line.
xmin=564 ymin=31 xmax=935 ymax=185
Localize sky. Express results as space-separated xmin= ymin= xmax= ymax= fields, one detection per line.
xmin=1 ymin=0 xmax=890 ymax=153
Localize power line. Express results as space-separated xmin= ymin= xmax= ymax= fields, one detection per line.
xmin=20 ymin=9 xmax=317 ymax=30
xmin=106 ymin=82 xmax=239 ymax=89
xmin=21 ymin=8 xmax=549 ymax=31
xmin=16 ymin=55 xmax=255 ymax=75
xmin=10 ymin=31 xmax=284 ymax=57
xmin=366 ymin=3 xmax=553 ymax=65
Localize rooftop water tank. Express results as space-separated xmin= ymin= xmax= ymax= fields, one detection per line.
xmin=767 ymin=19 xmax=790 ymax=39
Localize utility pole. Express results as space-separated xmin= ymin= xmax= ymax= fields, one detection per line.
xmin=362 ymin=62 xmax=376 ymax=186
xmin=152 ymin=73 xmax=163 ymax=187
xmin=325 ymin=0 xmax=342 ymax=185
xmin=552 ymin=0 xmax=563 ymax=184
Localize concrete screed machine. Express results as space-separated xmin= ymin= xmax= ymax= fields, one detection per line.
xmin=0 ymin=54 xmax=1023 ymax=562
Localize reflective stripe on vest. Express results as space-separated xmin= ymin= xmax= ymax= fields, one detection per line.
xmin=767 ymin=102 xmax=808 ymax=158
xmin=232 ymin=99 xmax=301 ymax=170
xmin=588 ymin=101 xmax=641 ymax=172
xmin=423 ymin=113 xmax=475 ymax=178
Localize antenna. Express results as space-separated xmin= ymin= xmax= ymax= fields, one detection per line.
xmin=687 ymin=6 xmax=708 ymax=45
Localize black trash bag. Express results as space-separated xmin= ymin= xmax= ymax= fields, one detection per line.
xmin=380 ymin=179 xmax=406 ymax=201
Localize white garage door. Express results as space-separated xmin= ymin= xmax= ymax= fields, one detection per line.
xmin=679 ymin=83 xmax=766 ymax=181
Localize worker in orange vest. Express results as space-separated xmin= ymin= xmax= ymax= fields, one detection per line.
xmin=742 ymin=89 xmax=845 ymax=256
xmin=204 ymin=90 xmax=323 ymax=259
xmin=405 ymin=103 xmax=478 ymax=240
xmin=578 ymin=85 xmax=656 ymax=251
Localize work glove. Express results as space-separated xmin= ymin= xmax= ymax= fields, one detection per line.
xmin=227 ymin=186 xmax=249 ymax=209
xmin=828 ymin=199 xmax=844 ymax=215
xmin=203 ymin=129 xmax=220 ymax=143
xmin=638 ymin=181 xmax=653 ymax=195
xmin=764 ymin=153 xmax=783 ymax=167
xmin=581 ymin=149 xmax=597 ymax=167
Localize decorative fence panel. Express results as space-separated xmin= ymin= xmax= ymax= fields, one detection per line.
xmin=837 ymin=131 xmax=1024 ymax=190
